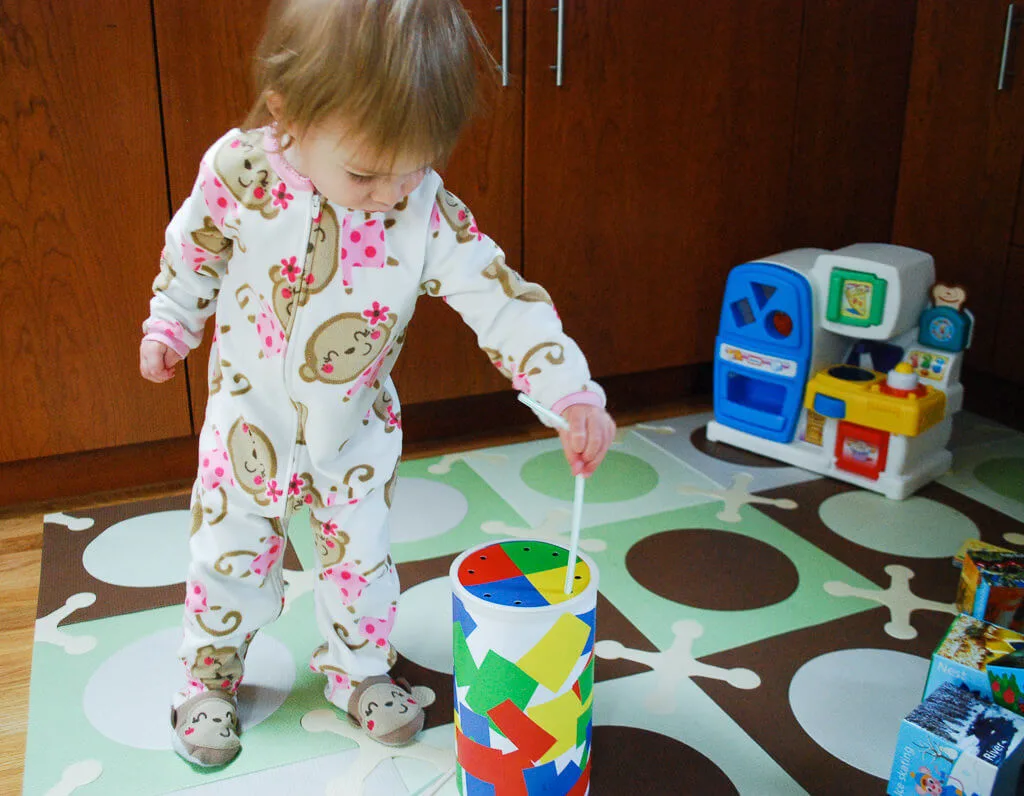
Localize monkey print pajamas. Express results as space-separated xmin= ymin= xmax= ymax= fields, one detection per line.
xmin=144 ymin=128 xmax=605 ymax=712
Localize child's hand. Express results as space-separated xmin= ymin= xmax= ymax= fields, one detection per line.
xmin=558 ymin=404 xmax=616 ymax=477
xmin=139 ymin=339 xmax=183 ymax=383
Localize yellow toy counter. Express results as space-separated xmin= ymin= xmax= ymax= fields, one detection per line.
xmin=803 ymin=365 xmax=946 ymax=438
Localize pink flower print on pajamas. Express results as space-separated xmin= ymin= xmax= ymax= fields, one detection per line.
xmin=199 ymin=160 xmax=238 ymax=230
xmin=250 ymin=535 xmax=285 ymax=578
xmin=359 ymin=604 xmax=398 ymax=650
xmin=339 ymin=215 xmax=387 ymax=291
xmin=429 ymin=204 xmax=441 ymax=236
xmin=271 ymin=182 xmax=293 ymax=210
xmin=185 ymin=580 xmax=208 ymax=614
xmin=199 ymin=430 xmax=235 ymax=491
xmin=321 ymin=561 xmax=369 ymax=606
xmin=264 ymin=479 xmax=284 ymax=503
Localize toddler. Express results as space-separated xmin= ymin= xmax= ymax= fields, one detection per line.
xmin=140 ymin=0 xmax=615 ymax=768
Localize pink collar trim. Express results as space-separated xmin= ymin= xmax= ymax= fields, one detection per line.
xmin=263 ymin=127 xmax=314 ymax=193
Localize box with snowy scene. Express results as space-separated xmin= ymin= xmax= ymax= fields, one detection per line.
xmin=888 ymin=682 xmax=1024 ymax=796
xmin=925 ymin=614 xmax=1024 ymax=701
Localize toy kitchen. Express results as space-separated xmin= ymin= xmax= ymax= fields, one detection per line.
xmin=705 ymin=242 xmax=973 ymax=499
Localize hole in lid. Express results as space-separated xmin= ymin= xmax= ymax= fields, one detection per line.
xmin=575 ymin=574 xmax=582 ymax=580
xmin=752 ymin=282 xmax=777 ymax=308
xmin=483 ymin=593 xmax=492 ymax=598
xmin=479 ymin=555 xmax=487 ymax=560
xmin=552 ymin=551 xmax=560 ymax=556
xmin=523 ymin=546 xmax=531 ymax=552
xmin=730 ymin=298 xmax=755 ymax=327
xmin=513 ymin=600 xmax=522 ymax=605
xmin=467 ymin=569 xmax=475 ymax=574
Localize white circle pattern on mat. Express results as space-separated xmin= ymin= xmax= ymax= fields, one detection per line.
xmin=83 ymin=627 xmax=295 ymax=750
xmin=818 ymin=492 xmax=978 ymax=558
xmin=82 ymin=511 xmax=191 ymax=587
xmin=389 ymin=478 xmax=468 ymax=543
xmin=391 ymin=577 xmax=454 ymax=674
xmin=789 ymin=648 xmax=928 ymax=778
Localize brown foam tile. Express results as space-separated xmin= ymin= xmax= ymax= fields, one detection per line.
xmin=38 ymin=494 xmax=303 ymax=625
xmin=753 ymin=478 xmax=1024 ymax=604
xmin=697 ymin=607 xmax=951 ymax=793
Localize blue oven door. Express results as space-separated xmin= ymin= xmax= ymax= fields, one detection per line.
xmin=713 ymin=262 xmax=813 ymax=443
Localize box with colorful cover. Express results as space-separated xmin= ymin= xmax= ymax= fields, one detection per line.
xmin=956 ymin=551 xmax=1024 ymax=633
xmin=925 ymin=614 xmax=1024 ymax=701
xmin=887 ymin=682 xmax=1024 ymax=796
xmin=988 ymin=649 xmax=1024 ymax=718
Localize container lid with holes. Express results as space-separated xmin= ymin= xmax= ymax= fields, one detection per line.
xmin=449 ymin=539 xmax=597 ymax=615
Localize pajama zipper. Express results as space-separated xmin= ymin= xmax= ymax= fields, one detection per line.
xmin=279 ymin=191 xmax=323 ymax=515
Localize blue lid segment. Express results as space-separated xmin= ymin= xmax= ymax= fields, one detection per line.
xmin=465 ymin=575 xmax=548 ymax=607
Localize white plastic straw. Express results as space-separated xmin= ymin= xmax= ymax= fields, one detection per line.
xmin=517 ymin=393 xmax=585 ymax=594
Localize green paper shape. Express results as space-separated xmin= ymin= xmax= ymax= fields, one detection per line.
xmin=465 ymin=650 xmax=538 ymax=720
xmin=578 ymin=655 xmax=594 ymax=706
xmin=453 ymin=622 xmax=478 ymax=690
xmin=576 ymin=706 xmax=592 ymax=749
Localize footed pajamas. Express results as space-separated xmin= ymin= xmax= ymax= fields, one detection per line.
xmin=144 ymin=127 xmax=605 ymax=712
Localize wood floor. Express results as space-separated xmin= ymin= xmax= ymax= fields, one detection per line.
xmin=0 ymin=400 xmax=703 ymax=794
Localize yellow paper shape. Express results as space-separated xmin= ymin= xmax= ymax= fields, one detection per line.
xmin=525 ymin=690 xmax=584 ymax=763
xmin=517 ymin=613 xmax=590 ymax=692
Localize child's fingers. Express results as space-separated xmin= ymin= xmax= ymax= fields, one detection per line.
xmin=581 ymin=415 xmax=616 ymax=476
xmin=568 ymin=413 xmax=587 ymax=453
xmin=139 ymin=341 xmax=178 ymax=383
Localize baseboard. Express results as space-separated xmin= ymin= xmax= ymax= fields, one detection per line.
xmin=0 ymin=363 xmax=713 ymax=513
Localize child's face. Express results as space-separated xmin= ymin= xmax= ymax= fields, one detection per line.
xmin=290 ymin=122 xmax=429 ymax=211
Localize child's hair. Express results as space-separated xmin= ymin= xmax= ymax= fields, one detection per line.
xmin=244 ymin=0 xmax=489 ymax=168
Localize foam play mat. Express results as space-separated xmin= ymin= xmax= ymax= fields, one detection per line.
xmin=23 ymin=410 xmax=1024 ymax=795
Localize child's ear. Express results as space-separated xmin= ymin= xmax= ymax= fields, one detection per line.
xmin=265 ymin=90 xmax=287 ymax=125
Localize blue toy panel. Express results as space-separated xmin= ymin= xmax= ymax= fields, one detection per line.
xmin=919 ymin=306 xmax=972 ymax=353
xmin=714 ymin=262 xmax=813 ymax=443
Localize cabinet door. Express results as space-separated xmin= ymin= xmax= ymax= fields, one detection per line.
xmin=153 ymin=0 xmax=272 ymax=427
xmin=0 ymin=0 xmax=190 ymax=463
xmin=784 ymin=0 xmax=917 ymax=250
xmin=391 ymin=0 xmax=525 ymax=402
xmin=522 ymin=1 xmax=804 ymax=378
xmin=893 ymin=0 xmax=1024 ymax=372
xmin=992 ymin=246 xmax=1024 ymax=385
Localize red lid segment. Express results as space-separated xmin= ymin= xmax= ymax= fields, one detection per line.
xmin=456 ymin=542 xmax=523 ymax=587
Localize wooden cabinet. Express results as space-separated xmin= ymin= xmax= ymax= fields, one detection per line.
xmin=893 ymin=0 xmax=1024 ymax=374
xmin=0 ymin=0 xmax=191 ymax=464
xmin=522 ymin=1 xmax=804 ymax=377
xmin=521 ymin=0 xmax=916 ymax=380
xmin=992 ymin=247 xmax=1024 ymax=385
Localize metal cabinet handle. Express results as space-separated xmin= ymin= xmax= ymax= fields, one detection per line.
xmin=550 ymin=1 xmax=565 ymax=86
xmin=496 ymin=2 xmax=509 ymax=86
xmin=999 ymin=3 xmax=1020 ymax=91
